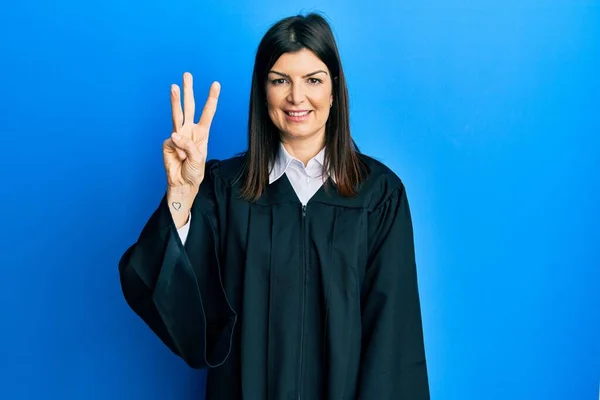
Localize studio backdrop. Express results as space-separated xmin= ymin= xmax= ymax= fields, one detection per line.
xmin=1 ymin=1 xmax=598 ymax=399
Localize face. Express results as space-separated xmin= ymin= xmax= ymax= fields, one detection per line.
xmin=265 ymin=48 xmax=333 ymax=142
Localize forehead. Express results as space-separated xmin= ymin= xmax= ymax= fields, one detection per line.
xmin=270 ymin=48 xmax=329 ymax=74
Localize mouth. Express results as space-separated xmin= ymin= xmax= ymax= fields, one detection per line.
xmin=284 ymin=110 xmax=312 ymax=122
xmin=286 ymin=110 xmax=311 ymax=116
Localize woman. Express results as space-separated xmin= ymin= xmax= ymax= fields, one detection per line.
xmin=119 ymin=12 xmax=429 ymax=400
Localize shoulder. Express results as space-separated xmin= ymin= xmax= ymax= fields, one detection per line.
xmin=205 ymin=153 xmax=246 ymax=184
xmin=356 ymin=153 xmax=406 ymax=212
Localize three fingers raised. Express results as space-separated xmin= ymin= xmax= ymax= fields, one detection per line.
xmin=170 ymin=73 xmax=220 ymax=133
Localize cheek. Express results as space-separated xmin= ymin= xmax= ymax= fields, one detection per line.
xmin=265 ymin=93 xmax=282 ymax=125
xmin=265 ymin=88 xmax=283 ymax=110
xmin=265 ymin=92 xmax=274 ymax=107
xmin=314 ymin=89 xmax=333 ymax=110
xmin=315 ymin=98 xmax=332 ymax=115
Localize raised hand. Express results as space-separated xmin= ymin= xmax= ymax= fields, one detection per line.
xmin=163 ymin=72 xmax=220 ymax=190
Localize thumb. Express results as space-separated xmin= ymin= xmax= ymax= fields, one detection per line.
xmin=171 ymin=132 xmax=201 ymax=160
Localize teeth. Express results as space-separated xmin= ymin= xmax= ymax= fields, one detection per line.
xmin=288 ymin=111 xmax=309 ymax=117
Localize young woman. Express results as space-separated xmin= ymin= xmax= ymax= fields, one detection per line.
xmin=119 ymin=12 xmax=430 ymax=400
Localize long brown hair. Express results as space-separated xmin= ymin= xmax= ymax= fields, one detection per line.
xmin=238 ymin=12 xmax=368 ymax=202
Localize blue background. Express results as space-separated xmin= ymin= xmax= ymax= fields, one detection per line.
xmin=1 ymin=1 xmax=598 ymax=399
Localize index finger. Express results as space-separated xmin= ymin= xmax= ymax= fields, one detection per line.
xmin=197 ymin=81 xmax=221 ymax=130
xmin=171 ymin=84 xmax=183 ymax=132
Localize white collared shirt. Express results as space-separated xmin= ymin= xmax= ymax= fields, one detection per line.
xmin=177 ymin=143 xmax=330 ymax=244
xmin=270 ymin=142 xmax=330 ymax=205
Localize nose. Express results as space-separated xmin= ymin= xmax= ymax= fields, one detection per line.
xmin=287 ymin=82 xmax=305 ymax=105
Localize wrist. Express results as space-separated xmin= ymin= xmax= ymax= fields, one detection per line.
xmin=167 ymin=183 xmax=199 ymax=197
xmin=167 ymin=185 xmax=198 ymax=228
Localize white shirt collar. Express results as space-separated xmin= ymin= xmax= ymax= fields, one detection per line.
xmin=269 ymin=142 xmax=332 ymax=184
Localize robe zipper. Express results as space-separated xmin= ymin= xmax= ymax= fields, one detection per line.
xmin=298 ymin=204 xmax=307 ymax=400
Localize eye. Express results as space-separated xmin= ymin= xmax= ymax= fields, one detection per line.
xmin=270 ymin=78 xmax=288 ymax=85
xmin=308 ymin=78 xmax=322 ymax=85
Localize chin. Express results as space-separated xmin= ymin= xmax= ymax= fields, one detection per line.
xmin=280 ymin=125 xmax=322 ymax=140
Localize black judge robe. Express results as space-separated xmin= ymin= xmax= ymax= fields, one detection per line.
xmin=118 ymin=153 xmax=430 ymax=399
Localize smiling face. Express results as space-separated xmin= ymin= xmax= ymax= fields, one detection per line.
xmin=265 ymin=48 xmax=334 ymax=143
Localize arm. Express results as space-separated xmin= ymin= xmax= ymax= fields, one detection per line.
xmin=356 ymin=184 xmax=429 ymax=399
xmin=177 ymin=211 xmax=192 ymax=245
xmin=118 ymin=161 xmax=236 ymax=369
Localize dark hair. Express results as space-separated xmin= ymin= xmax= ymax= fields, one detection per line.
xmin=238 ymin=12 xmax=368 ymax=202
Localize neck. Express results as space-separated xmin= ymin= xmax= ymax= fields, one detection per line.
xmin=280 ymin=131 xmax=326 ymax=166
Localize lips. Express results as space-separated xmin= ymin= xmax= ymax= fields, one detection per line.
xmin=285 ymin=110 xmax=311 ymax=116
xmin=284 ymin=110 xmax=312 ymax=122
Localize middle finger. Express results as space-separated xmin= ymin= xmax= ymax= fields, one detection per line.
xmin=183 ymin=72 xmax=195 ymax=125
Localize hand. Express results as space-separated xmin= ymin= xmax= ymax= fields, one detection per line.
xmin=163 ymin=72 xmax=220 ymax=190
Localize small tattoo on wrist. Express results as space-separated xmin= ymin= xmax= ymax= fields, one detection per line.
xmin=172 ymin=202 xmax=182 ymax=210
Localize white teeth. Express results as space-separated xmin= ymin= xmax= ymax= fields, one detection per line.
xmin=287 ymin=111 xmax=309 ymax=117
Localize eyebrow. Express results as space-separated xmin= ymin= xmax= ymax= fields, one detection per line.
xmin=268 ymin=70 xmax=329 ymax=78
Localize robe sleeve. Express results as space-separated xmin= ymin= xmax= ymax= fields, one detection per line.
xmin=118 ymin=160 xmax=237 ymax=369
xmin=357 ymin=183 xmax=430 ymax=399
